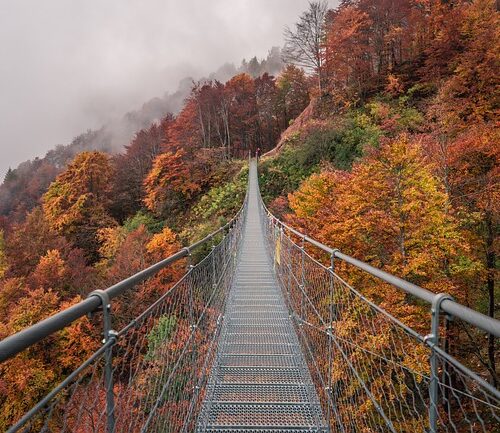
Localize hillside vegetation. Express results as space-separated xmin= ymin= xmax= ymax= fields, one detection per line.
xmin=0 ymin=0 xmax=498 ymax=428
xmin=0 ymin=57 xmax=310 ymax=427
xmin=260 ymin=0 xmax=499 ymax=389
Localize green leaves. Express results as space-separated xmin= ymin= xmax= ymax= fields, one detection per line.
xmin=146 ymin=315 xmax=177 ymax=361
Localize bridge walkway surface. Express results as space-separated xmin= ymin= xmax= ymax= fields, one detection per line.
xmin=196 ymin=161 xmax=326 ymax=432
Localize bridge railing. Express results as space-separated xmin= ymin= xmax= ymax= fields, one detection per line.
xmin=0 ymin=194 xmax=248 ymax=433
xmin=257 ymin=176 xmax=499 ymax=433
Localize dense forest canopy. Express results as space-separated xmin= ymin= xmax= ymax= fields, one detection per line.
xmin=0 ymin=0 xmax=498 ymax=429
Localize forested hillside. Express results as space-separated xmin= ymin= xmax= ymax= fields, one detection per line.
xmin=0 ymin=0 xmax=498 ymax=428
xmin=259 ymin=0 xmax=499 ymax=388
xmin=0 ymin=47 xmax=283 ymax=221
xmin=0 ymin=47 xmax=309 ymax=426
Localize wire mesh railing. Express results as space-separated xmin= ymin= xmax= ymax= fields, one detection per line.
xmin=0 ymin=197 xmax=247 ymax=433
xmin=258 ymin=190 xmax=500 ymax=433
xmin=2 ymin=156 xmax=499 ymax=433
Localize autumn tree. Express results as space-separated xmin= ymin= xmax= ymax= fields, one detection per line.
xmin=144 ymin=149 xmax=205 ymax=217
xmin=319 ymin=0 xmax=488 ymax=106
xmin=146 ymin=227 xmax=184 ymax=295
xmin=288 ymin=135 xmax=477 ymax=323
xmin=96 ymin=223 xmax=183 ymax=326
xmin=5 ymin=207 xmax=70 ymax=277
xmin=419 ymin=0 xmax=466 ymax=82
xmin=225 ymin=74 xmax=259 ymax=156
xmin=29 ymin=250 xmax=66 ymax=291
xmin=445 ymin=125 xmax=499 ymax=384
xmin=284 ymin=135 xmax=482 ymax=427
xmin=433 ymin=0 xmax=499 ymax=129
xmin=323 ymin=5 xmax=373 ymax=104
xmin=0 ymin=288 xmax=98 ymax=431
xmin=43 ymin=151 xmax=116 ymax=261
xmin=190 ymin=80 xmax=230 ymax=153
xmin=275 ymin=65 xmax=311 ymax=129
xmin=283 ymin=0 xmax=329 ymax=93
xmin=0 ymin=159 xmax=59 ymax=222
xmin=110 ymin=116 xmax=174 ymax=221
xmin=98 ymin=225 xmax=150 ymax=282
xmin=254 ymin=73 xmax=280 ymax=151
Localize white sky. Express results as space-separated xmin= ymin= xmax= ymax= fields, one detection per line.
xmin=0 ymin=0 xmax=318 ymax=180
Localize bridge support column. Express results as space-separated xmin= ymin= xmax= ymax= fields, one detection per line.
xmin=300 ymin=236 xmax=306 ymax=321
xmin=88 ymin=290 xmax=117 ymax=433
xmin=426 ymin=293 xmax=454 ymax=433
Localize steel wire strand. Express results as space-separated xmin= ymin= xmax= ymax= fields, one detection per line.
xmin=5 ymin=205 xmax=246 ymax=433
xmin=261 ymin=210 xmax=499 ymax=433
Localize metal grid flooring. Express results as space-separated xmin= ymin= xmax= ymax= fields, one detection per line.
xmin=196 ymin=161 xmax=326 ymax=432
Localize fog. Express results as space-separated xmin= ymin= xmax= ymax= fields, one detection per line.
xmin=0 ymin=0 xmax=315 ymax=180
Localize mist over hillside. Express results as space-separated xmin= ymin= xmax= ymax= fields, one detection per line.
xmin=0 ymin=49 xmax=283 ymax=218
xmin=0 ymin=0 xmax=311 ymax=183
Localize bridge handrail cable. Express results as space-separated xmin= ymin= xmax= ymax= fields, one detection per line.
xmin=0 ymin=192 xmax=248 ymax=363
xmin=258 ymin=184 xmax=500 ymax=338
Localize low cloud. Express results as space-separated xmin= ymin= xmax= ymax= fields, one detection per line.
xmin=0 ymin=0 xmax=315 ymax=180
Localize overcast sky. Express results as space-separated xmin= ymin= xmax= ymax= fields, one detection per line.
xmin=0 ymin=0 xmax=317 ymax=180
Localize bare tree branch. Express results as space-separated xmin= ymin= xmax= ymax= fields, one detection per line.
xmin=282 ymin=1 xmax=328 ymax=91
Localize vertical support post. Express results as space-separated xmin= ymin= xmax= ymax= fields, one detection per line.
xmin=88 ymin=290 xmax=117 ymax=433
xmin=326 ymin=252 xmax=334 ymax=430
xmin=287 ymin=230 xmax=292 ymax=304
xmin=442 ymin=315 xmax=452 ymax=413
xmin=300 ymin=236 xmax=306 ymax=321
xmin=187 ymin=248 xmax=194 ymax=331
xmin=427 ymin=293 xmax=453 ymax=433
xmin=212 ymin=245 xmax=217 ymax=289
xmin=186 ymin=250 xmax=197 ymax=395
xmin=325 ymin=249 xmax=344 ymax=433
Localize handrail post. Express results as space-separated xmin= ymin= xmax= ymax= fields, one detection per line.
xmin=186 ymin=250 xmax=197 ymax=392
xmin=426 ymin=293 xmax=454 ymax=433
xmin=300 ymin=236 xmax=306 ymax=321
xmin=88 ymin=290 xmax=117 ymax=433
xmin=326 ymin=252 xmax=334 ymax=430
xmin=286 ymin=228 xmax=292 ymax=304
xmin=326 ymin=249 xmax=344 ymax=433
xmin=212 ymin=245 xmax=217 ymax=289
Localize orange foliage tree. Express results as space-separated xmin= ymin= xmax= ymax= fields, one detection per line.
xmin=42 ymin=151 xmax=116 ymax=261
xmin=323 ymin=5 xmax=373 ymax=104
xmin=144 ymin=149 xmax=204 ymax=216
xmin=0 ymin=289 xmax=98 ymax=430
xmin=288 ymin=134 xmax=479 ymax=326
xmin=432 ymin=0 xmax=499 ymax=128
xmin=275 ymin=65 xmax=311 ymax=130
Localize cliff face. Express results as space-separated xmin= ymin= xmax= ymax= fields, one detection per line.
xmin=264 ymin=98 xmax=317 ymax=158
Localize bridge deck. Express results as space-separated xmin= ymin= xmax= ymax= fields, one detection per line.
xmin=196 ymin=161 xmax=326 ymax=432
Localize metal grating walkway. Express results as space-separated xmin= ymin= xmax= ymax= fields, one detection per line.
xmin=196 ymin=161 xmax=326 ymax=432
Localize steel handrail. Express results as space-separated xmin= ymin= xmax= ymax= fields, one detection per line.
xmin=257 ymin=169 xmax=500 ymax=338
xmin=0 ymin=193 xmax=248 ymax=363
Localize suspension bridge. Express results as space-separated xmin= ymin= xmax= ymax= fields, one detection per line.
xmin=0 ymin=159 xmax=499 ymax=433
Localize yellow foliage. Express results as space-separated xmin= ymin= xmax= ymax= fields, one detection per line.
xmin=146 ymin=227 xmax=181 ymax=260
xmin=31 ymin=250 xmax=65 ymax=289
xmin=42 ymin=152 xmax=113 ymax=234
xmin=97 ymin=226 xmax=127 ymax=265
xmin=288 ymin=134 xmax=479 ymax=322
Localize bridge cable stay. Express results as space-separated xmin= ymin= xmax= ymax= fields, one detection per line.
xmin=0 ymin=159 xmax=498 ymax=432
